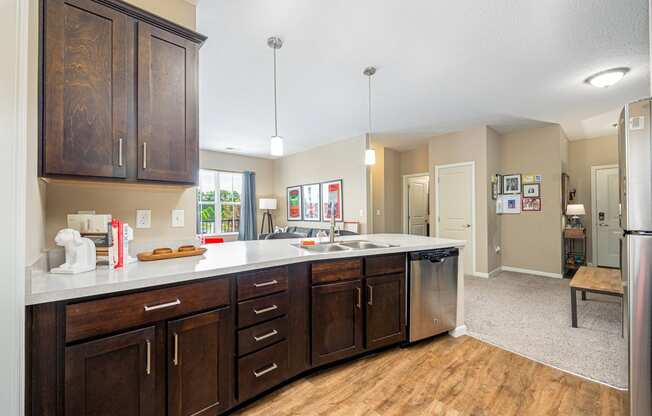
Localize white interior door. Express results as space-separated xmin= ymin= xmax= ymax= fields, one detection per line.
xmin=595 ymin=166 xmax=620 ymax=268
xmin=437 ymin=164 xmax=474 ymax=274
xmin=407 ymin=176 xmax=429 ymax=236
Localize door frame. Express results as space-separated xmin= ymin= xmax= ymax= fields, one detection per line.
xmin=402 ymin=172 xmax=429 ymax=234
xmin=434 ymin=162 xmax=476 ymax=276
xmin=590 ymin=164 xmax=619 ymax=266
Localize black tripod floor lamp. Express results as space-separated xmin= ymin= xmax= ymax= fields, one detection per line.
xmin=259 ymin=198 xmax=277 ymax=235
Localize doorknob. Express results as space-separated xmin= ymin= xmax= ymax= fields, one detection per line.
xmin=465 ymin=224 xmax=471 ymax=228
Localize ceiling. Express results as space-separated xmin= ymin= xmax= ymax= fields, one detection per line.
xmin=197 ymin=0 xmax=649 ymax=157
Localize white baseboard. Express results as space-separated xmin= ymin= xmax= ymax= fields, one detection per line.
xmin=472 ymin=268 xmax=502 ymax=279
xmin=449 ymin=325 xmax=467 ymax=338
xmin=500 ymin=266 xmax=563 ymax=279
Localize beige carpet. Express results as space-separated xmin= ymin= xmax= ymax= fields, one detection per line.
xmin=465 ymin=271 xmax=627 ymax=389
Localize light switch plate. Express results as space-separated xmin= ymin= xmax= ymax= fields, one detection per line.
xmin=136 ymin=210 xmax=151 ymax=229
xmin=171 ymin=209 xmax=185 ymax=228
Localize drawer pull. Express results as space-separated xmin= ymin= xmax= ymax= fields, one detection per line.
xmin=145 ymin=339 xmax=152 ymax=375
xmin=356 ymin=287 xmax=362 ymax=309
xmin=253 ymin=329 xmax=278 ymax=342
xmin=173 ymin=333 xmax=179 ymax=366
xmin=368 ymin=285 xmax=374 ymax=306
xmin=253 ymin=304 xmax=278 ymax=315
xmin=253 ymin=363 xmax=278 ymax=378
xmin=253 ymin=280 xmax=278 ymax=288
xmin=144 ymin=299 xmax=181 ymax=312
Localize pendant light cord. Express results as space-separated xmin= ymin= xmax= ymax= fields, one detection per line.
xmin=273 ymin=46 xmax=278 ymax=137
xmin=368 ymin=74 xmax=372 ymax=136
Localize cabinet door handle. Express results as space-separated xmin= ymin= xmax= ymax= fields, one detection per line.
xmin=356 ymin=287 xmax=361 ymax=309
xmin=368 ymin=285 xmax=373 ymax=306
xmin=143 ymin=142 xmax=147 ymax=169
xmin=145 ymin=339 xmax=152 ymax=375
xmin=144 ymin=299 xmax=181 ymax=312
xmin=253 ymin=329 xmax=278 ymax=342
xmin=118 ymin=138 xmax=123 ymax=167
xmin=253 ymin=363 xmax=278 ymax=378
xmin=172 ymin=333 xmax=179 ymax=366
xmin=253 ymin=280 xmax=278 ymax=288
xmin=253 ymin=304 xmax=278 ymax=315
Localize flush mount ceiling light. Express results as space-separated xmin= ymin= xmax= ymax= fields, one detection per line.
xmin=268 ymin=36 xmax=284 ymax=157
xmin=364 ymin=66 xmax=377 ymax=166
xmin=585 ymin=67 xmax=630 ymax=88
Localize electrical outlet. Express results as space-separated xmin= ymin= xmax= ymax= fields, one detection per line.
xmin=136 ymin=209 xmax=151 ymax=229
xmin=171 ymin=209 xmax=185 ymax=228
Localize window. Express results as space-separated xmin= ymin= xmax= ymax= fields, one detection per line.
xmin=197 ymin=169 xmax=242 ymax=235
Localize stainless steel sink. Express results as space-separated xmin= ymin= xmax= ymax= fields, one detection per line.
xmin=338 ymin=240 xmax=393 ymax=250
xmin=294 ymin=240 xmax=396 ymax=252
xmin=295 ymin=243 xmax=352 ymax=252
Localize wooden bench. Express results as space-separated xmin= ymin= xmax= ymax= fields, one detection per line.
xmin=570 ymin=266 xmax=623 ymax=333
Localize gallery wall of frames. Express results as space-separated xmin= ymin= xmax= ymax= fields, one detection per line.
xmin=286 ymin=179 xmax=344 ymax=222
xmin=493 ymin=173 xmax=542 ymax=214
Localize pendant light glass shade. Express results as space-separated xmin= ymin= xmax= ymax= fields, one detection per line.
xmin=365 ymin=148 xmax=376 ymax=165
xmin=270 ymin=135 xmax=284 ymax=156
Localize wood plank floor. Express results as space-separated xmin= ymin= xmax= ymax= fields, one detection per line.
xmin=235 ymin=335 xmax=626 ymax=416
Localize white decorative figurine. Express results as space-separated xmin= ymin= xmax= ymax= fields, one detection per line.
xmin=51 ymin=229 xmax=97 ymax=274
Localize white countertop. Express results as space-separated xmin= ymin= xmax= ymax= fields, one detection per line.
xmin=27 ymin=234 xmax=465 ymax=305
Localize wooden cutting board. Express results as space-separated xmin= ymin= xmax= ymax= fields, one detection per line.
xmin=137 ymin=245 xmax=207 ymax=262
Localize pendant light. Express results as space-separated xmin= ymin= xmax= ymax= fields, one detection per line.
xmin=268 ymin=36 xmax=284 ymax=156
xmin=363 ymin=66 xmax=377 ymax=165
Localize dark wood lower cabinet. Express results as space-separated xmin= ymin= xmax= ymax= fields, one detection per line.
xmin=64 ymin=326 xmax=157 ymax=416
xmin=311 ymin=280 xmax=364 ymax=366
xmin=167 ymin=309 xmax=232 ymax=416
xmin=365 ymin=273 xmax=406 ymax=349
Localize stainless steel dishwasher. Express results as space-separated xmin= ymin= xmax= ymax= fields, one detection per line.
xmin=408 ymin=248 xmax=459 ymax=343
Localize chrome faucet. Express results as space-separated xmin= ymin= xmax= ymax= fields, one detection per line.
xmin=329 ymin=202 xmax=337 ymax=243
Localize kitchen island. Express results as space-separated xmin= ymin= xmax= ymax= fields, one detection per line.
xmin=26 ymin=234 xmax=465 ymax=416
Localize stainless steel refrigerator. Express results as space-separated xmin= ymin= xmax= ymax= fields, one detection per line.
xmin=620 ymin=98 xmax=652 ymax=416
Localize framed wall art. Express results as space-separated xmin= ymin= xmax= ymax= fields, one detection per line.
xmin=286 ymin=186 xmax=302 ymax=221
xmin=301 ymin=183 xmax=321 ymax=221
xmin=501 ymin=194 xmax=521 ymax=214
xmin=522 ymin=197 xmax=541 ymax=211
xmin=502 ymin=174 xmax=522 ymax=194
xmin=523 ymin=183 xmax=540 ymax=197
xmin=321 ymin=179 xmax=343 ymax=222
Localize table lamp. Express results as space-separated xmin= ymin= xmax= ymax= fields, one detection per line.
xmin=566 ymin=204 xmax=585 ymax=228
xmin=259 ymin=198 xmax=277 ymax=235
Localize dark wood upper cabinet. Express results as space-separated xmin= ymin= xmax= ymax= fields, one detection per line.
xmin=365 ymin=273 xmax=406 ymax=350
xmin=64 ymin=326 xmax=157 ymax=416
xmin=137 ymin=23 xmax=199 ymax=184
xmin=167 ymin=309 xmax=232 ymax=416
xmin=311 ymin=280 xmax=364 ymax=366
xmin=43 ymin=0 xmax=128 ymax=178
xmin=40 ymin=0 xmax=205 ymax=184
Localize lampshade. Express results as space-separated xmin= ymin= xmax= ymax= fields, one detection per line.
xmin=364 ymin=148 xmax=376 ymax=165
xmin=259 ymin=198 xmax=277 ymax=210
xmin=566 ymin=204 xmax=586 ymax=216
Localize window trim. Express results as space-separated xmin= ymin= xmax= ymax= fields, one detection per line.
xmin=198 ymin=169 xmax=242 ymax=235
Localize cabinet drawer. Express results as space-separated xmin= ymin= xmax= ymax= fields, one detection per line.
xmin=238 ymin=316 xmax=288 ymax=357
xmin=311 ymin=258 xmax=362 ymax=284
xmin=66 ymin=278 xmax=230 ymax=342
xmin=237 ymin=267 xmax=288 ymax=301
xmin=365 ymin=254 xmax=405 ymax=277
xmin=237 ymin=292 xmax=288 ymax=328
xmin=238 ymin=340 xmax=288 ymax=402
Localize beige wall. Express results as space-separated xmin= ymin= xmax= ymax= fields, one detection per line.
xmin=567 ymin=135 xmax=618 ymax=264
xmin=370 ymin=145 xmax=386 ymax=233
xmin=400 ymin=145 xmax=429 ymax=175
xmin=499 ymin=126 xmax=564 ymax=275
xmin=384 ymin=148 xmax=402 ymax=233
xmin=429 ymin=126 xmax=490 ymax=274
xmin=125 ymin=0 xmax=196 ymax=29
xmin=486 ymin=127 xmax=502 ymax=273
xmin=28 ymin=0 xmax=199 ymax=255
xmin=273 ymin=136 xmax=369 ymax=233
